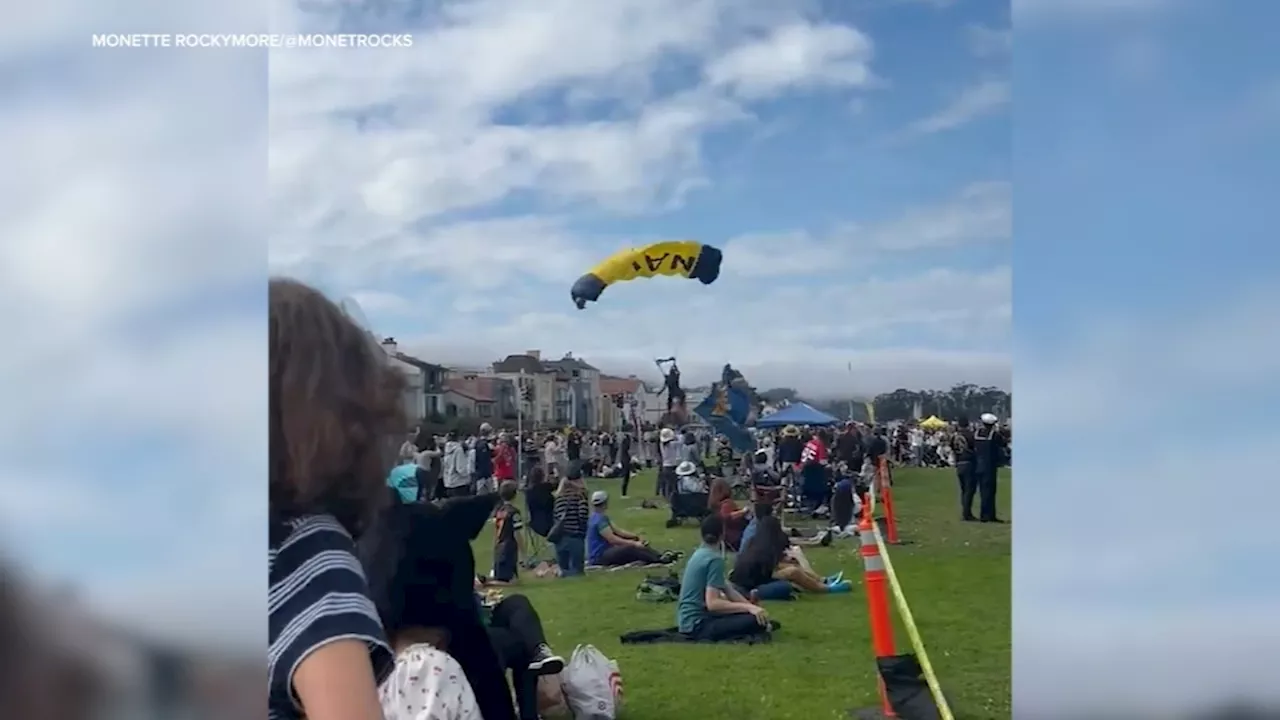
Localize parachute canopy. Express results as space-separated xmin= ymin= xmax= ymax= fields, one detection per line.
xmin=571 ymin=240 xmax=722 ymax=309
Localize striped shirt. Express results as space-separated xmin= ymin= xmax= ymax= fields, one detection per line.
xmin=552 ymin=491 xmax=590 ymax=538
xmin=268 ymin=514 xmax=393 ymax=720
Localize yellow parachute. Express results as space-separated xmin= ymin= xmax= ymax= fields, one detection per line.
xmin=570 ymin=240 xmax=723 ymax=309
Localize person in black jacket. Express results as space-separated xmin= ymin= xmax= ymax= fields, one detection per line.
xmin=951 ymin=415 xmax=978 ymax=521
xmin=973 ymin=413 xmax=1007 ymax=523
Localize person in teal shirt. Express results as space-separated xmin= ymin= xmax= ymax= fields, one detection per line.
xmin=386 ymin=461 xmax=420 ymax=503
xmin=677 ymin=515 xmax=772 ymax=641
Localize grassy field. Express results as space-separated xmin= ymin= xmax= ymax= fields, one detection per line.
xmin=474 ymin=466 xmax=1011 ymax=720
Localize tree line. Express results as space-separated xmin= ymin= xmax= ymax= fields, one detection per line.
xmin=758 ymin=383 xmax=1011 ymax=423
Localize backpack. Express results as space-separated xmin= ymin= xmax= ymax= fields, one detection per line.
xmin=635 ymin=573 xmax=680 ymax=602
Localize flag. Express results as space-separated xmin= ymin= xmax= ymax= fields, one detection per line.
xmin=864 ymin=401 xmax=876 ymax=424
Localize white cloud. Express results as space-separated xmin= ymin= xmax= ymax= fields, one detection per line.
xmin=902 ymin=79 xmax=1010 ymax=136
xmin=268 ymin=0 xmax=880 ymax=284
xmin=722 ymin=181 xmax=1011 ymax=270
xmin=398 ymin=264 xmax=1011 ymax=396
xmin=1015 ymin=287 xmax=1280 ymax=713
xmin=704 ymin=23 xmax=875 ymax=100
xmin=0 ymin=4 xmax=266 ymax=651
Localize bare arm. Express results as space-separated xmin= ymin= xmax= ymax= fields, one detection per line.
xmin=599 ymin=527 xmax=644 ymax=549
xmin=292 ymin=639 xmax=386 ymax=720
xmin=703 ymin=586 xmax=757 ymax=615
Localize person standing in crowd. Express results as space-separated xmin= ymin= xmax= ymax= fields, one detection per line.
xmin=973 ymin=413 xmax=1007 ymax=523
xmin=566 ymin=429 xmax=582 ymax=467
xmin=951 ymin=415 xmax=978 ymax=521
xmin=617 ymin=429 xmax=634 ymax=499
xmin=473 ymin=423 xmax=495 ymax=494
xmin=834 ymin=421 xmax=862 ymax=471
xmin=398 ymin=428 xmax=419 ymax=463
xmin=543 ymin=433 xmax=562 ymax=479
xmin=267 ymin=279 xmax=396 ymax=720
xmin=863 ymin=425 xmax=888 ymax=488
xmin=552 ymin=465 xmax=590 ymax=576
xmin=658 ymin=427 xmax=681 ymax=498
xmin=776 ymin=425 xmax=802 ymax=475
xmin=492 ymin=481 xmax=524 ymax=583
xmin=908 ymin=424 xmax=924 ymax=467
xmin=442 ymin=430 xmax=471 ymax=498
xmin=679 ymin=430 xmax=701 ymax=469
xmin=799 ymin=430 xmax=830 ymax=512
xmin=494 ymin=431 xmax=516 ymax=488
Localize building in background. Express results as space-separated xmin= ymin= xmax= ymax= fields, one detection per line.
xmin=541 ymin=353 xmax=601 ymax=429
xmin=382 ymin=338 xmax=446 ymax=421
xmin=491 ymin=351 xmax=555 ymax=427
xmin=598 ymin=375 xmax=642 ymax=431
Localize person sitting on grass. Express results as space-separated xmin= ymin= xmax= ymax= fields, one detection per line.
xmin=491 ymin=481 xmax=524 ymax=583
xmin=587 ymin=491 xmax=680 ymax=567
xmin=709 ymin=477 xmax=749 ymax=551
xmin=733 ymin=515 xmax=851 ymax=596
xmin=475 ymin=580 xmax=565 ymax=720
xmin=678 ymin=514 xmax=773 ymax=642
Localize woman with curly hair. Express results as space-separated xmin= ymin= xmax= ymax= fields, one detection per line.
xmin=267 ymin=278 xmax=407 ymax=720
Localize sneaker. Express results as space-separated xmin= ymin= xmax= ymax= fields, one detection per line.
xmin=528 ymin=644 xmax=565 ymax=675
xmin=826 ymin=580 xmax=853 ymax=594
xmin=823 ymin=571 xmax=844 ymax=586
xmin=620 ymin=494 xmax=630 ymax=499
xmin=817 ymin=530 xmax=833 ymax=547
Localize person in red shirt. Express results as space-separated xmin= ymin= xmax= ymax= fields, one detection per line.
xmin=708 ymin=478 xmax=749 ymax=550
xmin=493 ymin=432 xmax=516 ymax=484
xmin=799 ymin=430 xmax=830 ymax=513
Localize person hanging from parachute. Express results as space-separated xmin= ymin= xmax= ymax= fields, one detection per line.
xmin=655 ymin=357 xmax=685 ymax=413
xmin=570 ymin=239 xmax=720 ymax=423
xmin=569 ymin=240 xmax=722 ymax=310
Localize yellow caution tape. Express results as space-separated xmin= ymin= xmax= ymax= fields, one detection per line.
xmin=868 ymin=479 xmax=955 ymax=720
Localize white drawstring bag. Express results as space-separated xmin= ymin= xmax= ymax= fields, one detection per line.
xmin=561 ymin=644 xmax=622 ymax=719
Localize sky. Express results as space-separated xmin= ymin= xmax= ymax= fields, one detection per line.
xmin=1 ymin=0 xmax=1278 ymax=715
xmin=268 ymin=0 xmax=1013 ymax=396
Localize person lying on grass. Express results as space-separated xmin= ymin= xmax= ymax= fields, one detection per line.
xmin=732 ymin=513 xmax=851 ymax=596
xmin=677 ymin=514 xmax=773 ymax=642
xmin=586 ymin=490 xmax=681 ymax=567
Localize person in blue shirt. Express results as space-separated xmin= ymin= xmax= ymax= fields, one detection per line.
xmin=677 ymin=514 xmax=772 ymax=641
xmin=586 ymin=491 xmax=677 ymax=567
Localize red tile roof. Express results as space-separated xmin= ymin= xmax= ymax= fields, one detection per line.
xmin=599 ymin=375 xmax=641 ymax=395
xmin=445 ymin=376 xmax=497 ymax=403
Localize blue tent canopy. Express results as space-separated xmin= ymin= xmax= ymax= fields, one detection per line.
xmin=755 ymin=402 xmax=841 ymax=428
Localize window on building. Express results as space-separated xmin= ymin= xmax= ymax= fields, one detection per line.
xmin=478 ymin=404 xmax=492 ymax=418
xmin=446 ymin=403 xmax=458 ymax=417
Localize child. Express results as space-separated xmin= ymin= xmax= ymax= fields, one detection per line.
xmin=492 ymin=481 xmax=525 ymax=583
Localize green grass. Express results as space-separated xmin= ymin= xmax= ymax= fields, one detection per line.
xmin=475 ymin=467 xmax=1011 ymax=720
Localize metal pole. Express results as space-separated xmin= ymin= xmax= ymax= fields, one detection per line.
xmin=517 ymin=370 xmax=524 ymax=484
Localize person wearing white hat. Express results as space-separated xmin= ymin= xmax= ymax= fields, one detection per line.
xmin=585 ymin=490 xmax=680 ymax=568
xmin=973 ymin=412 xmax=1008 ymax=523
xmin=657 ymin=427 xmax=681 ymax=498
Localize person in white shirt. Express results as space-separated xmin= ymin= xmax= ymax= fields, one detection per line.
xmin=442 ymin=430 xmax=471 ymax=498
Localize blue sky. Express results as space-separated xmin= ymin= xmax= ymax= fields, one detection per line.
xmin=269 ymin=0 xmax=1013 ymax=396
xmin=1013 ymin=0 xmax=1280 ymax=712
xmin=1 ymin=0 xmax=1278 ymax=714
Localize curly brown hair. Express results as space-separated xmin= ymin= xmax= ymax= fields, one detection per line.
xmin=269 ymin=278 xmax=407 ymax=537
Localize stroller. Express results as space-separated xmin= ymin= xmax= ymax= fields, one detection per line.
xmin=664 ymin=461 xmax=711 ymax=528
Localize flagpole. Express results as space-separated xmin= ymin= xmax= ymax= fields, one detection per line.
xmin=516 ymin=369 xmax=525 ymax=484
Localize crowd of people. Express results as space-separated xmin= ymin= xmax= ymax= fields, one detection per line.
xmin=267 ymin=278 xmax=1010 ymax=720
